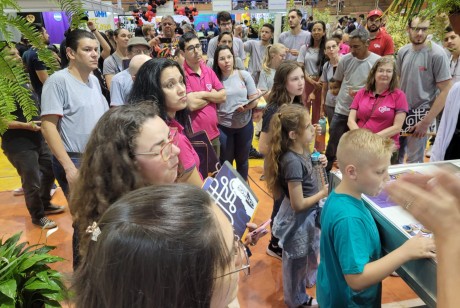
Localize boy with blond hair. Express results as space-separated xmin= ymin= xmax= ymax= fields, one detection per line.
xmin=317 ymin=129 xmax=436 ymax=307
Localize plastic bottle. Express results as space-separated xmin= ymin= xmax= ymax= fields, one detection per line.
xmin=318 ymin=117 xmax=327 ymax=135
xmin=311 ymin=151 xmax=328 ymax=189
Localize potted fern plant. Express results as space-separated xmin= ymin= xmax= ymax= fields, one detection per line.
xmin=0 ymin=232 xmax=67 ymax=307
xmin=0 ymin=0 xmax=87 ymax=134
xmin=387 ymin=0 xmax=460 ymax=33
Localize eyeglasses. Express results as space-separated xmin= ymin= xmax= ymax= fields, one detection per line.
xmin=131 ymin=48 xmax=152 ymax=55
xmin=326 ymin=45 xmax=338 ymax=50
xmin=134 ymin=128 xmax=178 ymax=161
xmin=410 ymin=27 xmax=429 ymax=33
xmin=215 ymin=235 xmax=250 ymax=278
xmin=186 ymin=44 xmax=202 ymax=53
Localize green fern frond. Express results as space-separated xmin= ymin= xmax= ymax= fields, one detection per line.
xmin=54 ymin=0 xmax=87 ymax=30
xmin=0 ymin=0 xmax=21 ymax=11
xmin=7 ymin=16 xmax=59 ymax=74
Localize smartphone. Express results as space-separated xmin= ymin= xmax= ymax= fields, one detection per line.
xmin=159 ymin=37 xmax=172 ymax=44
xmin=249 ymin=219 xmax=271 ymax=238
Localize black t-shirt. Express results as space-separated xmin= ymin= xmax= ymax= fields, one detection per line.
xmin=1 ymin=87 xmax=42 ymax=153
xmin=261 ymin=104 xmax=279 ymax=133
xmin=22 ymin=48 xmax=47 ymax=98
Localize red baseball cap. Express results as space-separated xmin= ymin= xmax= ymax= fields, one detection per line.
xmin=367 ymin=9 xmax=383 ymax=19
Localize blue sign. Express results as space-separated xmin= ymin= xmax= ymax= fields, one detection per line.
xmin=94 ymin=11 xmax=107 ymax=18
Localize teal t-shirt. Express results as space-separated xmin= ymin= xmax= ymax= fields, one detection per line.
xmin=317 ymin=190 xmax=382 ymax=308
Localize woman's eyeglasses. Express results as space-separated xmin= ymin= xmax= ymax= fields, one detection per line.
xmin=215 ymin=235 xmax=250 ymax=278
xmin=134 ymin=128 xmax=178 ymax=161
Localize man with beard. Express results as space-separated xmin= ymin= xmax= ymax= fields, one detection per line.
xmin=366 ymin=9 xmax=394 ymax=56
xmin=444 ymin=25 xmax=460 ymax=83
xmin=278 ymin=9 xmax=311 ymax=61
xmin=243 ymin=23 xmax=274 ymax=84
xmin=397 ymin=16 xmax=451 ymax=164
xmin=23 ymin=23 xmax=51 ymax=100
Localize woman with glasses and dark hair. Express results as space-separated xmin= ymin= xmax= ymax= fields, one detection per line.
xmin=73 ymin=184 xmax=248 ymax=308
xmin=70 ymin=102 xmax=181 ymax=264
xmin=128 ymin=58 xmax=203 ymax=186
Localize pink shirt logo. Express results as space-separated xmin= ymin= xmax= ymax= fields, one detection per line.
xmin=206 ymin=84 xmax=212 ymax=91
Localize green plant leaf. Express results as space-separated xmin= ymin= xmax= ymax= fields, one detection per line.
xmin=18 ymin=254 xmax=53 ymax=272
xmin=24 ymin=279 xmax=60 ymax=292
xmin=0 ymin=279 xmax=16 ymax=299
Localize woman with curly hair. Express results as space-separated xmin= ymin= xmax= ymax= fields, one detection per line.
xmin=70 ymin=102 xmax=180 ymax=266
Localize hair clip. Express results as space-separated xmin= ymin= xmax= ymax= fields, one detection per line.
xmin=278 ymin=112 xmax=282 ymax=118
xmin=86 ymin=222 xmax=101 ymax=242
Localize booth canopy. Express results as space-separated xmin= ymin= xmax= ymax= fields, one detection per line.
xmin=13 ymin=0 xmax=124 ymax=14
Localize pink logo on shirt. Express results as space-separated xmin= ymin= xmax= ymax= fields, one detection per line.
xmin=206 ymin=84 xmax=212 ymax=91
xmin=418 ymin=66 xmax=427 ymax=71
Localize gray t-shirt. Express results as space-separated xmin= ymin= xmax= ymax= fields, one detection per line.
xmin=279 ymin=150 xmax=318 ymax=201
xmin=218 ymin=70 xmax=257 ymax=128
xmin=320 ymin=61 xmax=337 ymax=107
xmin=334 ymin=52 xmax=381 ymax=116
xmin=397 ymin=42 xmax=451 ymax=109
xmin=278 ymin=30 xmax=311 ymax=61
xmin=41 ymin=69 xmax=109 ymax=153
xmin=207 ymin=36 xmax=246 ymax=64
xmin=103 ymin=53 xmax=123 ymax=76
xmin=257 ymin=68 xmax=275 ymax=92
xmin=244 ymin=40 xmax=267 ymax=77
xmin=297 ymin=46 xmax=320 ymax=76
xmin=110 ymin=69 xmax=133 ymax=106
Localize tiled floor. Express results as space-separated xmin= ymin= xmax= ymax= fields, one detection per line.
xmin=0 ymin=150 xmax=424 ymax=307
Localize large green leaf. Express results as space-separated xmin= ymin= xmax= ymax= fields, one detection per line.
xmin=0 ymin=279 xmax=16 ymax=299
xmin=17 ymin=254 xmax=53 ymax=272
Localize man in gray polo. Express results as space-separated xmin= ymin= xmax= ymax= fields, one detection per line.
xmin=325 ymin=28 xmax=380 ymax=171
xmin=397 ymin=15 xmax=451 ymax=163
xmin=278 ymin=9 xmax=311 ymax=61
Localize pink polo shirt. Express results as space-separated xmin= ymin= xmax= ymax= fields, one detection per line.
xmin=350 ymin=88 xmax=408 ymax=148
xmin=168 ymin=119 xmax=202 ymax=179
xmin=183 ymin=61 xmax=224 ymax=140
xmin=339 ymin=43 xmax=350 ymax=55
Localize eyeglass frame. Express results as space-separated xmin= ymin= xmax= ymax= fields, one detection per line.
xmin=133 ymin=128 xmax=178 ymax=162
xmin=214 ymin=235 xmax=250 ymax=279
xmin=185 ymin=43 xmax=203 ymax=53
xmin=130 ymin=48 xmax=152 ymax=56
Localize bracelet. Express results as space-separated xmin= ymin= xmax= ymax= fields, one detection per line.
xmin=91 ymin=28 xmax=97 ymax=32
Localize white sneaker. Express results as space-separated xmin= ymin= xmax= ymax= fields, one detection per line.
xmin=13 ymin=187 xmax=24 ymax=196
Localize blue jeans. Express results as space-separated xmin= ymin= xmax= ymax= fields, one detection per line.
xmin=325 ymin=113 xmax=349 ymax=171
xmin=398 ymin=135 xmax=427 ymax=164
xmin=51 ymin=154 xmax=81 ymax=198
xmin=51 ymin=153 xmax=81 ymax=270
xmin=218 ymin=121 xmax=253 ymax=181
xmin=4 ymin=140 xmax=55 ymax=221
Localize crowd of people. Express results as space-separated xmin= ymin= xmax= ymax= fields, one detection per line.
xmin=2 ymin=6 xmax=460 ymax=308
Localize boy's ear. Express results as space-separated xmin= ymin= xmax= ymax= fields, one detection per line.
xmin=344 ymin=164 xmax=358 ymax=180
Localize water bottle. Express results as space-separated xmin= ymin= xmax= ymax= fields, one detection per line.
xmin=311 ymin=151 xmax=328 ymax=189
xmin=318 ymin=117 xmax=327 ymax=135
